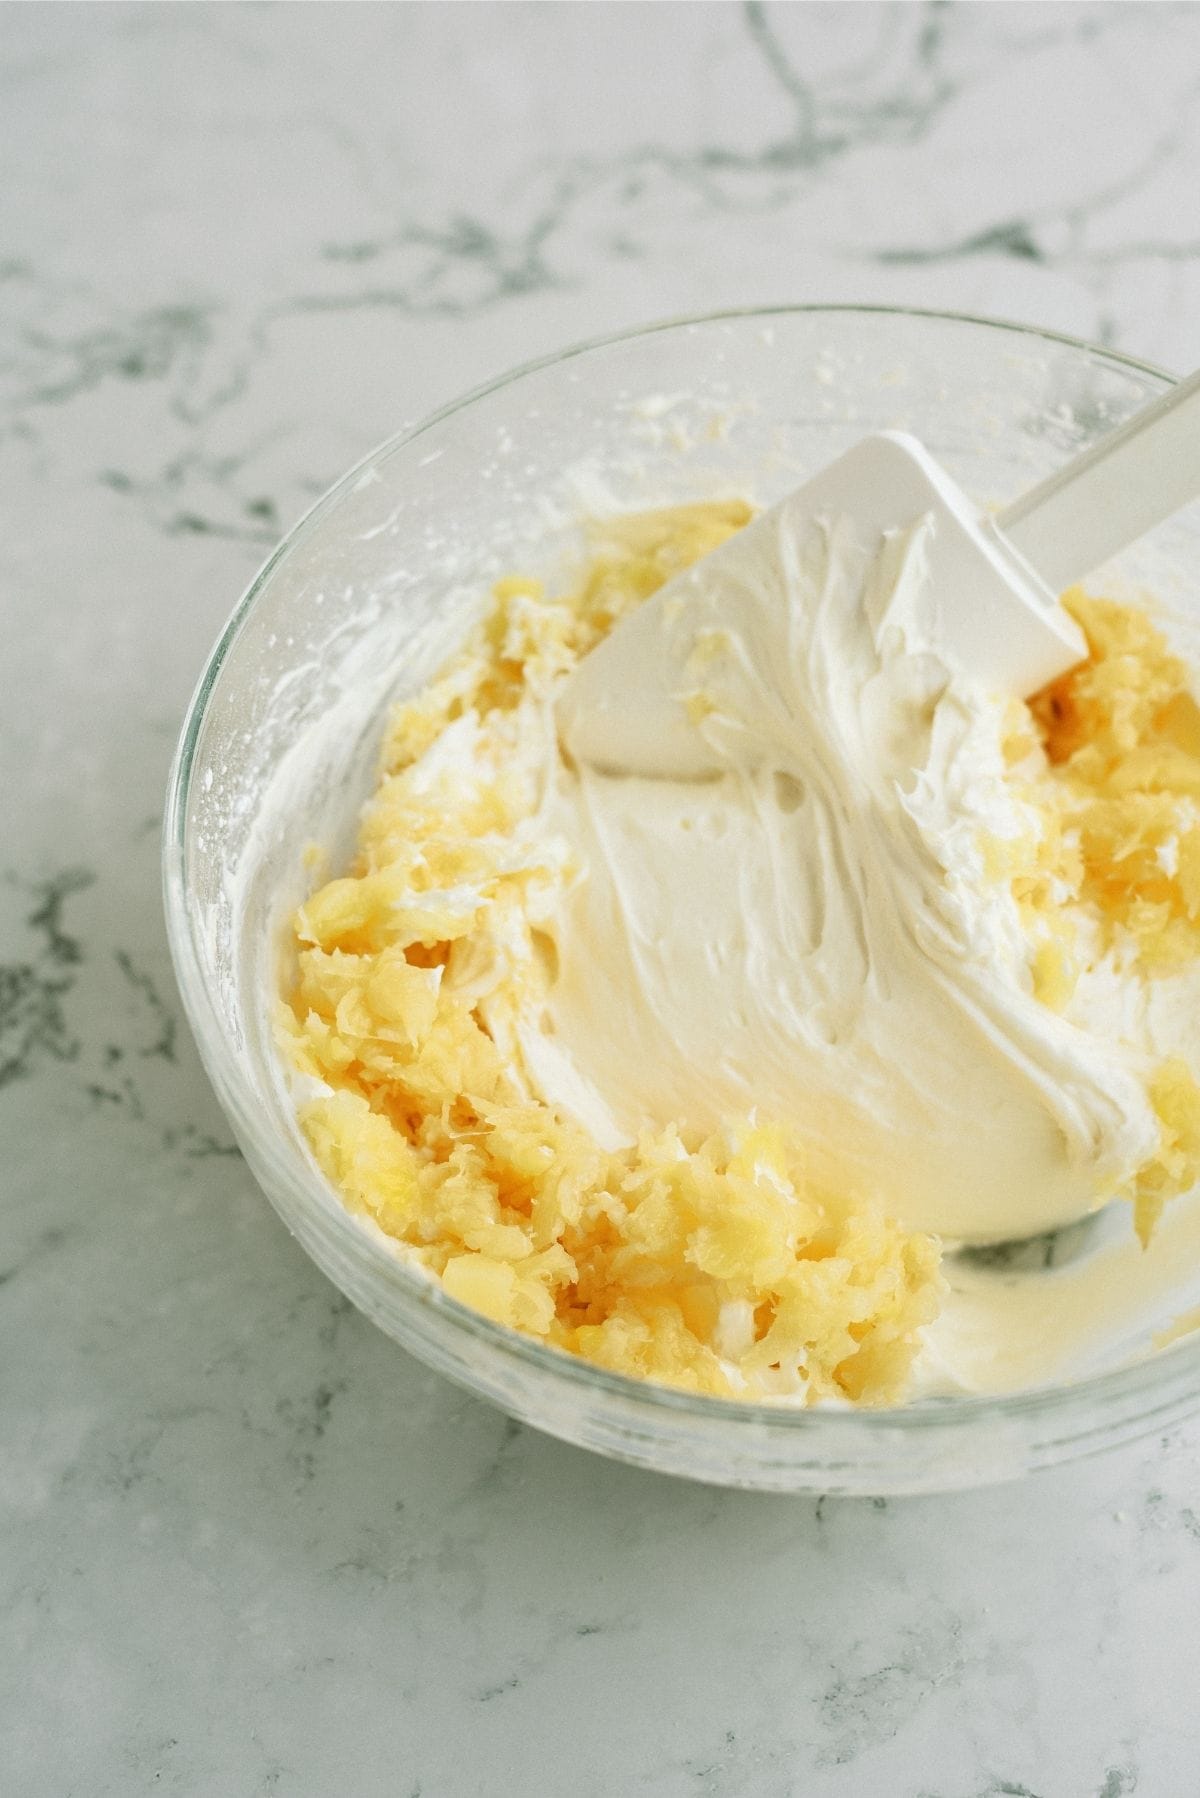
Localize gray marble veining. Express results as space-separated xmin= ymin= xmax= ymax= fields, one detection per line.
xmin=3 ymin=5 xmax=1200 ymax=1793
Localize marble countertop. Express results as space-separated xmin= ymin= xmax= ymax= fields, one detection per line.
xmin=4 ymin=5 xmax=1200 ymax=1792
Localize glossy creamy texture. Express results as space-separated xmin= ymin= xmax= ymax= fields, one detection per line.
xmin=916 ymin=1178 xmax=1200 ymax=1395
xmin=537 ymin=500 xmax=1183 ymax=1242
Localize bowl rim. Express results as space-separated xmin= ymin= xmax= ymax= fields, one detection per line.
xmin=163 ymin=300 xmax=1200 ymax=1439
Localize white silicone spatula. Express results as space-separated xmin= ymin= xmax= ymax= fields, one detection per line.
xmin=560 ymin=364 xmax=1200 ymax=772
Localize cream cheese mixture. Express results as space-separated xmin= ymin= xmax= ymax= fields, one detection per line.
xmin=549 ymin=500 xmax=1167 ymax=1243
xmin=278 ymin=494 xmax=1200 ymax=1404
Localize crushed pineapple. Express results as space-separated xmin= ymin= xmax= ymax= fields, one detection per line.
xmin=1133 ymin=1059 xmax=1200 ymax=1246
xmin=279 ymin=501 xmax=944 ymax=1405
xmin=1015 ymin=592 xmax=1200 ymax=1234
xmin=1029 ymin=591 xmax=1200 ymax=972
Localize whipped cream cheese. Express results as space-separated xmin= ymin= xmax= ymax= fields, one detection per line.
xmin=543 ymin=501 xmax=1167 ymax=1241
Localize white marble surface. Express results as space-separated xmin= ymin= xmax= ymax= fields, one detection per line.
xmin=4 ymin=4 xmax=1200 ymax=1792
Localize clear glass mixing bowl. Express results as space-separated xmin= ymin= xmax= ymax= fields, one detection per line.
xmin=163 ymin=306 xmax=1200 ymax=1494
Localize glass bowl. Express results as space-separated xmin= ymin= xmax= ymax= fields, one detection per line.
xmin=163 ymin=306 xmax=1200 ymax=1494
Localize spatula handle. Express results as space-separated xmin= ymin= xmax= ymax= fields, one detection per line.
xmin=997 ymin=363 xmax=1200 ymax=594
